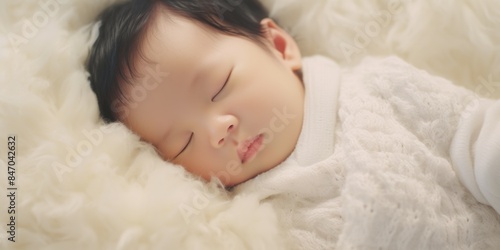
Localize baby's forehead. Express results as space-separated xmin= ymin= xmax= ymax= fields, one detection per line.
xmin=136 ymin=9 xmax=223 ymax=65
xmin=148 ymin=5 xmax=222 ymax=41
xmin=126 ymin=23 xmax=222 ymax=90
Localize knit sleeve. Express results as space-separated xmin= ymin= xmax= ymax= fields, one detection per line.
xmin=356 ymin=56 xmax=476 ymax=156
xmin=355 ymin=56 xmax=500 ymax=214
xmin=450 ymin=100 xmax=500 ymax=214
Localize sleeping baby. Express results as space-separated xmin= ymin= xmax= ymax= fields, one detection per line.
xmin=87 ymin=0 xmax=500 ymax=248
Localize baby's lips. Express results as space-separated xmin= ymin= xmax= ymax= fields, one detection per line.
xmin=237 ymin=136 xmax=253 ymax=162
xmin=237 ymin=134 xmax=264 ymax=163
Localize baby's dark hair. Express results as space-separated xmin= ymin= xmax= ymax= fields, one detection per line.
xmin=87 ymin=0 xmax=269 ymax=122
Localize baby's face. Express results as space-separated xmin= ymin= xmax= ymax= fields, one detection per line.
xmin=119 ymin=11 xmax=304 ymax=186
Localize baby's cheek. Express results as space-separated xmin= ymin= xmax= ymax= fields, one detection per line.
xmin=177 ymin=158 xmax=213 ymax=180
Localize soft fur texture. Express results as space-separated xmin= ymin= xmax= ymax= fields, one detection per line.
xmin=0 ymin=0 xmax=499 ymax=249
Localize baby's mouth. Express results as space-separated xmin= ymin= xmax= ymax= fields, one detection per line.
xmin=237 ymin=134 xmax=264 ymax=164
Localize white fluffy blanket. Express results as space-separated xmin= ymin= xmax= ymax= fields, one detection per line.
xmin=1 ymin=0 xmax=499 ymax=249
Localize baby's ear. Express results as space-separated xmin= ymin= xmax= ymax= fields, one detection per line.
xmin=260 ymin=18 xmax=302 ymax=71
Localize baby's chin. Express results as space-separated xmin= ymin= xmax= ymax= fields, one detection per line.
xmin=218 ymin=169 xmax=260 ymax=188
xmin=226 ymin=160 xmax=286 ymax=188
xmin=221 ymin=172 xmax=253 ymax=188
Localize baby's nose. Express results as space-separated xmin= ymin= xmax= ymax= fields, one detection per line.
xmin=209 ymin=114 xmax=238 ymax=148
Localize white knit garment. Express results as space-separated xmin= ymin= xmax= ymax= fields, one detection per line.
xmin=451 ymin=100 xmax=500 ymax=215
xmin=234 ymin=56 xmax=500 ymax=249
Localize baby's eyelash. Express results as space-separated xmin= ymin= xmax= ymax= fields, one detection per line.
xmin=211 ymin=68 xmax=233 ymax=102
xmin=173 ymin=133 xmax=193 ymax=159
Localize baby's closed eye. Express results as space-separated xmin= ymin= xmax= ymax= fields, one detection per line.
xmin=173 ymin=132 xmax=193 ymax=160
xmin=211 ymin=67 xmax=233 ymax=102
